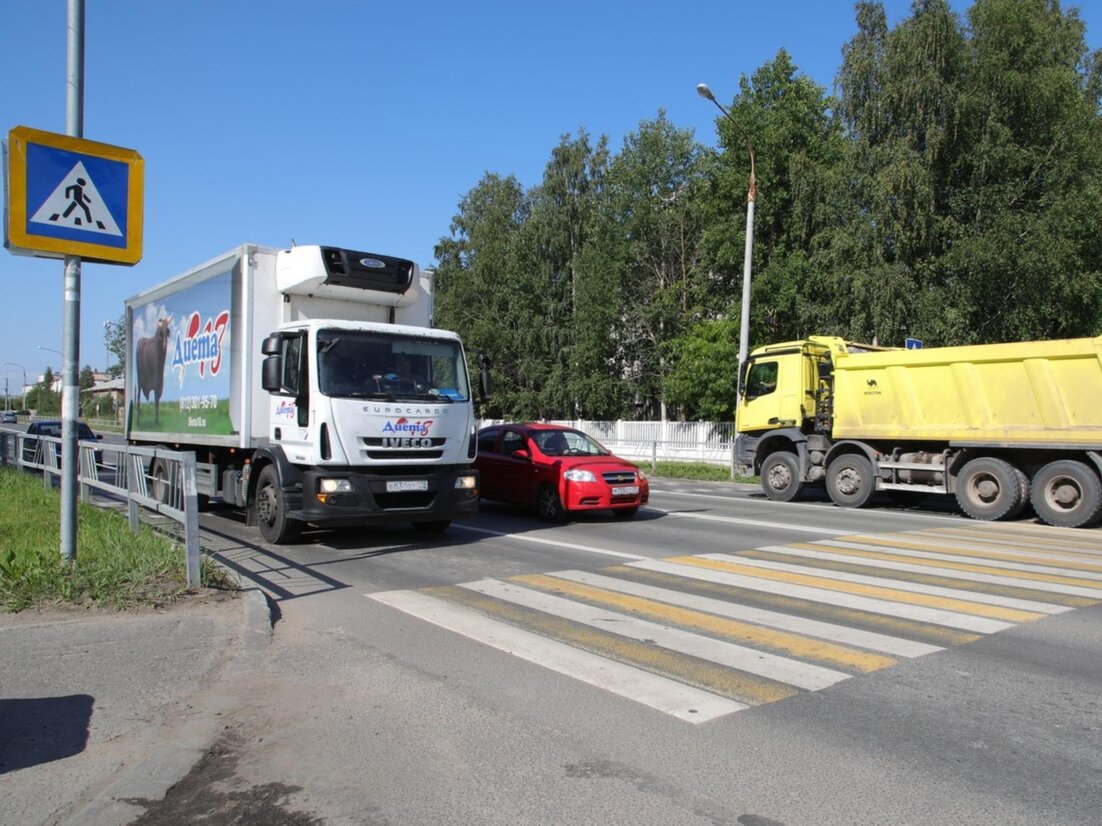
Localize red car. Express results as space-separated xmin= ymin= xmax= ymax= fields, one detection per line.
xmin=475 ymin=423 xmax=649 ymax=522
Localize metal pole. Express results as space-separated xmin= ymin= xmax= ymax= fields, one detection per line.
xmin=60 ymin=0 xmax=85 ymax=563
xmin=696 ymin=83 xmax=756 ymax=405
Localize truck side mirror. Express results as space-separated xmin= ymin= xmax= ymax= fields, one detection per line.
xmin=261 ymin=355 xmax=283 ymax=392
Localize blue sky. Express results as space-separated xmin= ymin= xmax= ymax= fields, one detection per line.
xmin=2 ymin=0 xmax=1099 ymax=390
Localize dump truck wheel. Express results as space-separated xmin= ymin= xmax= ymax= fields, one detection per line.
xmin=826 ymin=453 xmax=876 ymax=508
xmin=760 ymin=452 xmax=804 ymax=502
xmin=255 ymin=465 xmax=303 ymax=544
xmin=1003 ymin=465 xmax=1031 ymax=519
xmin=956 ymin=457 xmax=1021 ymax=521
xmin=1030 ymin=460 xmax=1102 ymax=528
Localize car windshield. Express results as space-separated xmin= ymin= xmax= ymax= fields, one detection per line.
xmin=532 ymin=429 xmax=609 ymax=457
xmin=316 ymin=330 xmax=471 ymax=403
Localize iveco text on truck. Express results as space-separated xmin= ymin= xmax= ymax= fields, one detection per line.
xmin=735 ymin=335 xmax=1102 ymax=527
xmin=125 ymin=243 xmax=487 ymax=543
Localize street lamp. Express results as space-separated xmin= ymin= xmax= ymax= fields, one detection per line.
xmin=2 ymin=362 xmax=28 ymax=410
xmin=697 ymin=82 xmax=756 ymax=406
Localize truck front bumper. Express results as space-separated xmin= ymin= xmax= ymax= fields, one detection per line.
xmin=293 ymin=465 xmax=479 ymax=527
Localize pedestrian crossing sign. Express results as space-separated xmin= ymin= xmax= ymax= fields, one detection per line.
xmin=4 ymin=125 xmax=143 ymax=265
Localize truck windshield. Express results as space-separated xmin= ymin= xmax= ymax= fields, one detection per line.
xmin=316 ymin=329 xmax=471 ymax=402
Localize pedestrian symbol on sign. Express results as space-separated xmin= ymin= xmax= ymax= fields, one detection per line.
xmin=28 ymin=160 xmax=121 ymax=237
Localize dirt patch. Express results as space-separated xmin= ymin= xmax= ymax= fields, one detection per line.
xmin=123 ymin=731 xmax=322 ymax=825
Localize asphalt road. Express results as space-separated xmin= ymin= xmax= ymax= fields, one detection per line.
xmin=173 ymin=482 xmax=1102 ymax=825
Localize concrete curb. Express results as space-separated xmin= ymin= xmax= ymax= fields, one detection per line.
xmin=63 ymin=589 xmax=273 ymax=825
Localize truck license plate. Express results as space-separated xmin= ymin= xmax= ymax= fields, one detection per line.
xmin=387 ymin=480 xmax=428 ymax=492
xmin=611 ymin=485 xmax=639 ymax=496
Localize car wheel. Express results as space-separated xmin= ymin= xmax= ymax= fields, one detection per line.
xmin=1029 ymin=460 xmax=1102 ymax=528
xmin=759 ymin=451 xmax=804 ymax=502
xmin=826 ymin=453 xmax=876 ymax=508
xmin=537 ymin=484 xmax=567 ymax=523
xmin=255 ymin=465 xmax=303 ymax=544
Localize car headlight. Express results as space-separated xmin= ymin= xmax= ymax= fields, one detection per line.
xmin=636 ymin=468 xmax=648 ymax=481
xmin=564 ymin=469 xmax=597 ymax=483
xmin=319 ymin=478 xmax=354 ymax=494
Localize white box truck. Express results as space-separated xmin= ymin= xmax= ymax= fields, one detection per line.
xmin=124 ymin=243 xmax=487 ymax=543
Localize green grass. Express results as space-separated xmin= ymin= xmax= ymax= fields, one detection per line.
xmin=0 ymin=467 xmax=233 ymax=613
xmin=643 ymin=460 xmax=758 ymax=484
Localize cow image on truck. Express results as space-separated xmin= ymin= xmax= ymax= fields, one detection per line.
xmin=735 ymin=335 xmax=1102 ymax=528
xmin=124 ymin=243 xmax=487 ymax=543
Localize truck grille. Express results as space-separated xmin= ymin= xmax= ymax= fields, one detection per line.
xmin=362 ymin=437 xmax=445 ymax=461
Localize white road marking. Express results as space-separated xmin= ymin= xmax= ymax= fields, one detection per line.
xmin=628 ymin=559 xmax=1013 ymax=633
xmin=368 ymin=588 xmax=744 ymax=723
xmin=461 ymin=578 xmax=851 ymax=691
xmin=453 ymin=524 xmax=646 ymax=560
xmin=546 ymin=569 xmax=942 ymax=658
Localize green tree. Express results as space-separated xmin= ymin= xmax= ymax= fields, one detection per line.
xmin=104 ymin=315 xmax=126 ymax=378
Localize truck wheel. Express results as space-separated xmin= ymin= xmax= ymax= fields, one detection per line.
xmin=537 ymin=484 xmax=567 ymax=523
xmin=826 ymin=453 xmax=876 ymax=508
xmin=1003 ymin=466 xmax=1031 ymax=519
xmin=1029 ymin=460 xmax=1102 ymax=528
xmin=413 ymin=520 xmax=451 ymax=534
xmin=151 ymin=458 xmax=173 ymax=505
xmin=955 ymin=457 xmax=1022 ymax=521
xmin=255 ymin=465 xmax=302 ymax=544
xmin=760 ymin=452 xmax=804 ymax=502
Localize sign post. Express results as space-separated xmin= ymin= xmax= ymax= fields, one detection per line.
xmin=3 ymin=0 xmax=143 ymax=562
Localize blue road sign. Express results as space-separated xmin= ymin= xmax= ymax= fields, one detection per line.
xmin=905 ymin=338 xmax=923 ymax=349
xmin=5 ymin=126 xmax=143 ymax=265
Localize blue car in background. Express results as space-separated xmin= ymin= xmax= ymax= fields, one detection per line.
xmin=23 ymin=419 xmax=103 ymax=464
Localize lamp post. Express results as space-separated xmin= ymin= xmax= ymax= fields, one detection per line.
xmin=2 ymin=362 xmax=28 ymax=410
xmin=697 ymin=82 xmax=756 ymax=406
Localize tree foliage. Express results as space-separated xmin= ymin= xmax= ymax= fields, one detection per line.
xmin=434 ymin=0 xmax=1102 ymax=422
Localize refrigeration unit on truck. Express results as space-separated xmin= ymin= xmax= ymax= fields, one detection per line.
xmin=734 ymin=334 xmax=1102 ymax=528
xmin=124 ymin=243 xmax=487 ymax=543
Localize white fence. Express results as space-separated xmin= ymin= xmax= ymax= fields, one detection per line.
xmin=479 ymin=419 xmax=739 ymax=471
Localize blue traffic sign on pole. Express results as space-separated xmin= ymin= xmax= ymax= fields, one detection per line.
xmin=905 ymin=337 xmax=923 ymax=349
xmin=4 ymin=125 xmax=143 ymax=265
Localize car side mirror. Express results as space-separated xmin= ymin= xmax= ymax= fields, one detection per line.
xmin=511 ymin=448 xmax=530 ymax=461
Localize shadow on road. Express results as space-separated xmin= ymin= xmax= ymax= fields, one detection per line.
xmin=0 ymin=695 xmax=93 ymax=774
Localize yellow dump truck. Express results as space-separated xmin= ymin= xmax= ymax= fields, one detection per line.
xmin=735 ymin=335 xmax=1102 ymax=527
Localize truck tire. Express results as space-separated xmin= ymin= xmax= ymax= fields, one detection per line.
xmin=255 ymin=465 xmax=303 ymax=544
xmin=150 ymin=458 xmax=173 ymax=505
xmin=760 ymin=452 xmax=804 ymax=502
xmin=826 ymin=453 xmax=876 ymax=508
xmin=537 ymin=484 xmax=567 ymax=523
xmin=955 ymin=457 xmax=1023 ymax=521
xmin=1029 ymin=460 xmax=1102 ymax=528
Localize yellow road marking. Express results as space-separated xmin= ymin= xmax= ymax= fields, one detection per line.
xmin=604 ymin=565 xmax=981 ymax=648
xmin=669 ymin=556 xmax=1044 ymax=624
xmin=425 ymin=585 xmax=797 ymax=706
xmin=512 ymin=573 xmax=897 ymax=674
xmin=786 ymin=543 xmax=1102 ymax=593
xmin=844 ymin=533 xmax=1102 ymax=564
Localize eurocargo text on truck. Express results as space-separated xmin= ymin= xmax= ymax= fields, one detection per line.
xmin=124 ymin=243 xmax=489 ymax=543
xmin=734 ymin=335 xmax=1102 ymax=528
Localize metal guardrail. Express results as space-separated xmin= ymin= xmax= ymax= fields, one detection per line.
xmin=0 ymin=427 xmax=202 ymax=586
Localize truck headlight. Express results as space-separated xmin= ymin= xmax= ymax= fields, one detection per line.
xmin=454 ymin=474 xmax=477 ymax=490
xmin=564 ymin=469 xmax=597 ymax=483
xmin=319 ymin=478 xmax=354 ymax=494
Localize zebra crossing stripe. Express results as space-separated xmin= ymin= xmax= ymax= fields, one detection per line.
xmin=745 ymin=547 xmax=1083 ymax=612
xmin=509 ymin=572 xmax=898 ymax=673
xmin=919 ymin=525 xmax=1102 ymax=551
xmin=630 ymin=558 xmax=1014 ymax=633
xmin=740 ymin=546 xmax=1093 ymax=612
xmin=458 ymin=578 xmax=852 ymax=691
xmin=368 ymin=588 xmax=746 ymax=723
xmin=840 ymin=532 xmax=1102 ymax=566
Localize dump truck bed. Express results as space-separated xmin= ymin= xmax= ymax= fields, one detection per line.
xmin=830 ymin=335 xmax=1102 ymax=447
